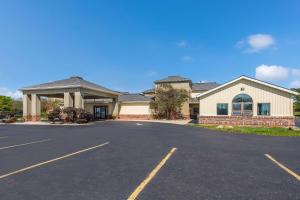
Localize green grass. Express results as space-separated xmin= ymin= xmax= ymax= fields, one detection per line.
xmin=190 ymin=124 xmax=300 ymax=136
xmin=294 ymin=112 xmax=300 ymax=117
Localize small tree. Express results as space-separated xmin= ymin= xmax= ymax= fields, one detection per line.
xmin=41 ymin=98 xmax=61 ymax=113
xmin=292 ymin=88 xmax=300 ymax=115
xmin=0 ymin=96 xmax=14 ymax=111
xmin=150 ymin=84 xmax=189 ymax=119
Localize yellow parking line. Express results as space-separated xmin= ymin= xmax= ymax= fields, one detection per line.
xmin=128 ymin=147 xmax=177 ymax=200
xmin=0 ymin=142 xmax=109 ymax=180
xmin=265 ymin=154 xmax=300 ymax=181
xmin=0 ymin=139 xmax=51 ymax=150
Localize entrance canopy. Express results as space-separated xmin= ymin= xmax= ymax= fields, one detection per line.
xmin=20 ymin=76 xmax=120 ymax=121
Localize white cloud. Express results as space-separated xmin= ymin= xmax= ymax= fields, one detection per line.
xmin=176 ymin=40 xmax=188 ymax=48
xmin=290 ymin=80 xmax=300 ymax=88
xmin=237 ymin=34 xmax=275 ymax=53
xmin=0 ymin=87 xmax=22 ymax=99
xmin=255 ymin=64 xmax=289 ymax=81
xmin=291 ymin=69 xmax=300 ymax=78
xmin=182 ymin=56 xmax=193 ymax=62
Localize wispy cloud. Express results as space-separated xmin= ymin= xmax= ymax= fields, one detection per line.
xmin=0 ymin=87 xmax=22 ymax=99
xmin=237 ymin=34 xmax=275 ymax=53
xmin=181 ymin=56 xmax=193 ymax=62
xmin=147 ymin=71 xmax=157 ymax=77
xmin=291 ymin=69 xmax=300 ymax=78
xmin=290 ymin=80 xmax=300 ymax=88
xmin=176 ymin=40 xmax=188 ymax=48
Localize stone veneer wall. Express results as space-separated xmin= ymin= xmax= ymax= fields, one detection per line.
xmin=198 ymin=116 xmax=295 ymax=127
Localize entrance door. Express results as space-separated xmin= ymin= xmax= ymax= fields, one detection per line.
xmin=94 ymin=106 xmax=107 ymax=120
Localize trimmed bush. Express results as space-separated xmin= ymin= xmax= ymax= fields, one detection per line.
xmin=48 ymin=107 xmax=62 ymax=123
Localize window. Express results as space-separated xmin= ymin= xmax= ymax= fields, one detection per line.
xmin=232 ymin=94 xmax=253 ymax=116
xmin=258 ymin=103 xmax=270 ymax=116
xmin=217 ymin=103 xmax=228 ymax=115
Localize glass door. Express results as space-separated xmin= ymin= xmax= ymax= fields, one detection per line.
xmin=94 ymin=106 xmax=107 ymax=120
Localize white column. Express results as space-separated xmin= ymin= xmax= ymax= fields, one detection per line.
xmin=31 ymin=94 xmax=41 ymax=121
xmin=64 ymin=92 xmax=74 ymax=107
xmin=23 ymin=94 xmax=31 ymax=121
xmin=74 ymin=92 xmax=84 ymax=109
xmin=112 ymin=96 xmax=119 ymax=118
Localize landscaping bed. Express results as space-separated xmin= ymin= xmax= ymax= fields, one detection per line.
xmin=190 ymin=124 xmax=300 ymax=136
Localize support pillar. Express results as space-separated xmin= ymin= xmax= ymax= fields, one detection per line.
xmin=112 ymin=96 xmax=119 ymax=119
xmin=31 ymin=94 xmax=41 ymax=121
xmin=64 ymin=92 xmax=74 ymax=108
xmin=23 ymin=94 xmax=32 ymax=121
xmin=74 ymin=92 xmax=84 ymax=109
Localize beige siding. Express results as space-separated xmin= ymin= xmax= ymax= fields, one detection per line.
xmin=119 ymin=103 xmax=151 ymax=115
xmin=199 ymin=79 xmax=293 ymax=117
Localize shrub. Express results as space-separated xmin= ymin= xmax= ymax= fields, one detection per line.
xmin=48 ymin=107 xmax=62 ymax=123
xmin=62 ymin=107 xmax=77 ymax=122
xmin=0 ymin=111 xmax=16 ymax=123
xmin=75 ymin=108 xmax=93 ymax=123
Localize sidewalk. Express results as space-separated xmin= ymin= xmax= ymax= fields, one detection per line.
xmin=116 ymin=119 xmax=192 ymax=125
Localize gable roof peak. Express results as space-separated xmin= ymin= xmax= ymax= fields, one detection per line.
xmin=70 ymin=76 xmax=83 ymax=80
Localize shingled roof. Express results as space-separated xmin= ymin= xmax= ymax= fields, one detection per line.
xmin=192 ymin=82 xmax=220 ymax=91
xmin=21 ymin=76 xmax=119 ymax=95
xmin=154 ymin=75 xmax=191 ymax=84
xmin=119 ymin=93 xmax=152 ymax=102
xmin=142 ymin=88 xmax=155 ymax=94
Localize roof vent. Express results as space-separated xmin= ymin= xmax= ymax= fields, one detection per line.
xmin=70 ymin=76 xmax=83 ymax=79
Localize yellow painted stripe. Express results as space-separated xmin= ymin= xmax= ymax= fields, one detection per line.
xmin=0 ymin=139 xmax=51 ymax=150
xmin=265 ymin=154 xmax=300 ymax=181
xmin=0 ymin=142 xmax=109 ymax=180
xmin=128 ymin=147 xmax=177 ymax=200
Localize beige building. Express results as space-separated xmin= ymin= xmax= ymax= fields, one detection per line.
xmin=21 ymin=75 xmax=298 ymax=126
xmin=197 ymin=76 xmax=298 ymax=126
xmin=143 ymin=75 xmax=219 ymax=119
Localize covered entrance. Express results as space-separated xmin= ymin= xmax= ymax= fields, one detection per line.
xmin=21 ymin=76 xmax=120 ymax=121
xmin=94 ymin=106 xmax=108 ymax=120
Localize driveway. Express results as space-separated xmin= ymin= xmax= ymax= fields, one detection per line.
xmin=0 ymin=121 xmax=299 ymax=200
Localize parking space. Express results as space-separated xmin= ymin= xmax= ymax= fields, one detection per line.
xmin=0 ymin=122 xmax=300 ymax=199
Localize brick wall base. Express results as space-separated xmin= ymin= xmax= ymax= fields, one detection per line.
xmin=31 ymin=115 xmax=41 ymax=122
xmin=118 ymin=115 xmax=152 ymax=120
xmin=198 ymin=116 xmax=295 ymax=127
xmin=23 ymin=115 xmax=41 ymax=122
xmin=23 ymin=115 xmax=32 ymax=122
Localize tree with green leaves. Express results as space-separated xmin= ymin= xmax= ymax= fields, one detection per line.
xmin=292 ymin=88 xmax=300 ymax=115
xmin=0 ymin=96 xmax=14 ymax=111
xmin=150 ymin=84 xmax=189 ymax=119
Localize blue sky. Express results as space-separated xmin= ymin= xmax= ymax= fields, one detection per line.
xmin=0 ymin=0 xmax=300 ymax=98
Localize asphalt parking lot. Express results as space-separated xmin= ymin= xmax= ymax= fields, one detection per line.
xmin=0 ymin=121 xmax=300 ymax=200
